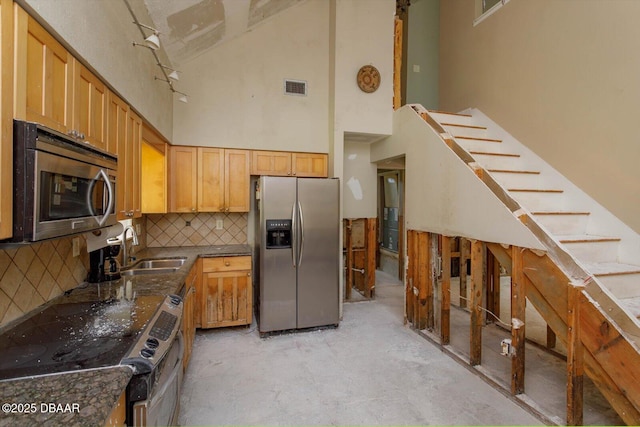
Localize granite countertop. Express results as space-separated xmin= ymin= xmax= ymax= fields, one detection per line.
xmin=0 ymin=366 xmax=133 ymax=427
xmin=0 ymin=244 xmax=252 ymax=426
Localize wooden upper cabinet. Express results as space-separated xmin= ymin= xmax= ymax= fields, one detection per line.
xmin=292 ymin=153 xmax=328 ymax=177
xmin=141 ymin=141 xmax=167 ymax=214
xmin=225 ymin=149 xmax=250 ymax=212
xmin=251 ymin=150 xmax=292 ymax=176
xmin=197 ymin=148 xmax=224 ymax=212
xmin=250 ymin=151 xmax=328 ymax=178
xmin=127 ymin=110 xmax=142 ymax=218
xmin=73 ymin=61 xmax=108 ymax=152
xmin=108 ymin=92 xmax=129 ymax=219
xmin=169 ymin=146 xmax=198 ymax=213
xmin=0 ymin=0 xmax=13 ymax=240
xmin=15 ymin=7 xmax=73 ymax=134
xmin=169 ymin=147 xmax=250 ymax=213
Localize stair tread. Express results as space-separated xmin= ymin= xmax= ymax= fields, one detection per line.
xmin=489 ymin=169 xmax=541 ymax=174
xmin=428 ymin=109 xmax=472 ymax=117
xmin=584 ymin=262 xmax=640 ymax=276
xmin=559 ymin=234 xmax=622 ymax=243
xmin=441 ymin=122 xmax=487 ymax=130
xmin=455 ymin=136 xmax=502 ymax=143
xmin=618 ymin=296 xmax=640 ymax=318
xmin=508 ymin=188 xmax=564 ymax=193
xmin=469 ymin=151 xmax=520 ymax=157
xmin=532 ymin=211 xmax=590 ymax=216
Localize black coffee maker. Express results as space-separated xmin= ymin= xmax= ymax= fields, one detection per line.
xmin=88 ymin=244 xmax=122 ymax=283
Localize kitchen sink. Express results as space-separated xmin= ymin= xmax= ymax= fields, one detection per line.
xmin=121 ymin=257 xmax=187 ymax=276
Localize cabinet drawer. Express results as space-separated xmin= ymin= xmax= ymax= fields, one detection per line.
xmin=202 ymin=256 xmax=251 ymax=273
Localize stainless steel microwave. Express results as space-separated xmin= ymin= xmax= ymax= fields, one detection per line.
xmin=9 ymin=120 xmax=117 ymax=242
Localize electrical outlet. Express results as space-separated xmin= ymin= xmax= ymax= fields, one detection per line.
xmin=72 ymin=237 xmax=80 ymax=257
xmin=216 ymin=219 xmax=224 ymax=230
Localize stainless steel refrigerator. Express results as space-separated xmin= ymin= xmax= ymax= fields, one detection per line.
xmin=257 ymin=176 xmax=340 ymax=334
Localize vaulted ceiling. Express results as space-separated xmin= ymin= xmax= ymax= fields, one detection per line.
xmin=142 ymin=0 xmax=302 ymax=66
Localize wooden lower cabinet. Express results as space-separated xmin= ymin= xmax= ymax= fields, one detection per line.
xmin=182 ymin=262 xmax=199 ymax=372
xmin=200 ymin=256 xmax=252 ymax=329
xmin=104 ymin=390 xmax=126 ymax=427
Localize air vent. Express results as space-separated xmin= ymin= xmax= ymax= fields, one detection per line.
xmin=284 ymin=79 xmax=307 ymax=96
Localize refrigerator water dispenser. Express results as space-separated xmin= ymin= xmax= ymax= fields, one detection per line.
xmin=265 ymin=219 xmax=292 ymax=249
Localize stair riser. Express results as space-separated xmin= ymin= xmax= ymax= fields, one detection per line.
xmin=429 ymin=112 xmax=478 ymax=127
xmin=561 ymin=240 xmax=620 ymax=263
xmin=597 ymin=273 xmax=640 ymax=299
xmin=508 ymin=191 xmax=566 ymax=211
xmin=534 ymin=215 xmax=589 ymax=235
xmin=446 ymin=126 xmax=490 ymax=140
xmin=456 ymin=139 xmax=504 ymax=152
xmin=490 ymin=172 xmax=542 ymax=189
xmin=468 ymin=154 xmax=524 ymax=170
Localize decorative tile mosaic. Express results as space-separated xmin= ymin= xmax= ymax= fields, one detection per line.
xmin=0 ymin=217 xmax=147 ymax=329
xmin=146 ymin=213 xmax=248 ymax=247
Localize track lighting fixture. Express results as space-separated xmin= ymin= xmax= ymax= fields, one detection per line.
xmin=124 ymin=0 xmax=188 ymax=102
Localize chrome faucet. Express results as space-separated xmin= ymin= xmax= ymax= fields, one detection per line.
xmin=121 ymin=225 xmax=139 ymax=267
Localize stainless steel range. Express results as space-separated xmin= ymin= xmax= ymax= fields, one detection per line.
xmin=0 ymin=283 xmax=183 ymax=426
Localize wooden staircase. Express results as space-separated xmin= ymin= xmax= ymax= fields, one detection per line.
xmin=415 ymin=105 xmax=640 ymax=425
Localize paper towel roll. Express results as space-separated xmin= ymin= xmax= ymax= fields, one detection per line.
xmin=85 ymin=223 xmax=124 ymax=253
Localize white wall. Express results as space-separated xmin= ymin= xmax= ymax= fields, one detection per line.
xmin=343 ymin=141 xmax=377 ymax=218
xmin=371 ymin=106 xmax=544 ymax=250
xmin=406 ymin=0 xmax=439 ymax=109
xmin=22 ymin=0 xmax=173 ymax=139
xmin=173 ymin=1 xmax=329 ymax=151
xmin=334 ymin=0 xmax=395 ymax=136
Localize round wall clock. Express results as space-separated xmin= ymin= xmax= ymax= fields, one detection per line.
xmin=356 ymin=65 xmax=381 ymax=93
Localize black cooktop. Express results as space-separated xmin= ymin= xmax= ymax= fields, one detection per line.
xmin=0 ymin=284 xmax=164 ymax=381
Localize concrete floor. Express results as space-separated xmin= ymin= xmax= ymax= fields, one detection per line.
xmin=179 ymin=271 xmax=543 ymax=426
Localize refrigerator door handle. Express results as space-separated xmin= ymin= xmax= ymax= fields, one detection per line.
xmin=297 ymin=201 xmax=304 ymax=266
xmin=291 ymin=203 xmax=297 ymax=267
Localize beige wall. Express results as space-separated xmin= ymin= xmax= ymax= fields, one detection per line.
xmin=440 ymin=0 xmax=640 ymax=233
xmin=173 ymin=1 xmax=329 ymax=152
xmin=343 ymin=141 xmax=378 ymax=218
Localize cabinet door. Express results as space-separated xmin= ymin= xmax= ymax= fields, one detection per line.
xmin=169 ymin=146 xmax=197 ymax=213
xmin=73 ymin=61 xmax=108 ymax=152
xmin=109 ymin=93 xmax=129 ymax=220
xmin=292 ymin=153 xmax=328 ymax=178
xmin=202 ymin=270 xmax=252 ymax=328
xmin=16 ymin=9 xmax=73 ymax=134
xmin=251 ymin=151 xmax=291 ymax=176
xmin=0 ymin=0 xmax=13 ymax=239
xmin=127 ymin=110 xmax=142 ymax=218
xmin=197 ymin=147 xmax=224 ymax=212
xmin=225 ymin=149 xmax=250 ymax=212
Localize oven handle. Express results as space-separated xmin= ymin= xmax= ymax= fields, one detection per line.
xmin=147 ymin=331 xmax=184 ymax=408
xmin=96 ymin=169 xmax=114 ymax=226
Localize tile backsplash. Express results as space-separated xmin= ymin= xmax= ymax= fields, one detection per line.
xmin=0 ymin=217 xmax=146 ymax=329
xmin=146 ymin=213 xmax=248 ymax=247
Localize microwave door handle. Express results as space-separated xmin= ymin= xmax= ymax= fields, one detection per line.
xmin=96 ymin=169 xmax=114 ymax=226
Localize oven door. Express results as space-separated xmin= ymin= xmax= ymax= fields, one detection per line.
xmin=133 ymin=332 xmax=184 ymax=427
xmin=34 ymin=149 xmax=116 ymax=241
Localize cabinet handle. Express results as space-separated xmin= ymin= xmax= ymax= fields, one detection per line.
xmin=191 ymin=208 xmax=196 ymax=212
xmin=287 ymin=172 xmax=291 ymax=176
xmin=225 ymin=207 xmax=230 ymax=212
xmin=224 ymin=261 xmax=230 ymax=266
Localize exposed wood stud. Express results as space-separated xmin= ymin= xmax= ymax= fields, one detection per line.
xmin=567 ymin=284 xmax=584 ymax=426
xmin=441 ymin=236 xmax=451 ymax=345
xmin=364 ymin=218 xmax=376 ymax=299
xmin=511 ymin=246 xmax=526 ymax=395
xmin=417 ymin=232 xmax=430 ymax=330
xmin=405 ymin=230 xmax=415 ymax=325
xmin=547 ymin=325 xmax=557 ymax=349
xmin=459 ymin=238 xmax=469 ymax=308
xmin=393 ymin=16 xmax=402 ymax=110
xmin=345 ymin=219 xmax=353 ymax=300
xmin=470 ymin=240 xmax=484 ymax=366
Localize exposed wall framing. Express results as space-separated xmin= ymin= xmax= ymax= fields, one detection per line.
xmin=343 ymin=218 xmax=377 ymax=300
